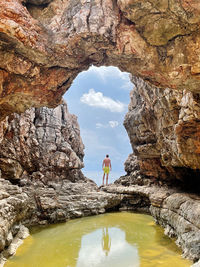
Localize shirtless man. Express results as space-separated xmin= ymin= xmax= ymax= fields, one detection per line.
xmin=102 ymin=155 xmax=112 ymax=186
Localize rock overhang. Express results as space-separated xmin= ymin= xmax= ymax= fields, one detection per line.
xmin=1 ymin=0 xmax=200 ymax=118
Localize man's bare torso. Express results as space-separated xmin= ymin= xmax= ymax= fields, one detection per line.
xmin=103 ymin=158 xmax=111 ymax=167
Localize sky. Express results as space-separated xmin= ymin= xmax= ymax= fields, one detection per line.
xmin=64 ymin=66 xmax=133 ymax=185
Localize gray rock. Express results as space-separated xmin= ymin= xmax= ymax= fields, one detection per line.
xmin=0 ymin=100 xmax=84 ymax=181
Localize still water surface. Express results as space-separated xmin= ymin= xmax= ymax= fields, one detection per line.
xmin=5 ymin=212 xmax=191 ymax=267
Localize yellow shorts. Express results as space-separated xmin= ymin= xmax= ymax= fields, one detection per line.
xmin=104 ymin=167 xmax=110 ymax=174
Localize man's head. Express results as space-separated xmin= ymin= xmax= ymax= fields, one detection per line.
xmin=106 ymin=154 xmax=109 ymax=158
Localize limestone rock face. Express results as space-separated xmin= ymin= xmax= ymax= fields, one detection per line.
xmin=0 ymin=178 xmax=29 ymax=254
xmin=124 ymin=76 xmax=200 ymax=189
xmin=1 ymin=0 xmax=200 ymax=117
xmin=150 ymin=193 xmax=200 ymax=262
xmin=0 ymin=100 xmax=84 ymax=181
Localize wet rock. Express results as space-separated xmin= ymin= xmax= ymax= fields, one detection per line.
xmin=0 ymin=179 xmax=29 ymax=254
xmin=4 ymin=225 xmax=29 ymax=258
xmin=192 ymin=260 xmax=200 ymax=267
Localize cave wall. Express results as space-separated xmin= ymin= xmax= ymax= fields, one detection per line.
xmin=1 ymin=1 xmax=200 ymax=263
xmin=1 ymin=0 xmax=200 ymax=119
xmin=1 ymin=0 xmax=200 ymax=186
xmin=124 ymin=76 xmax=200 ymax=190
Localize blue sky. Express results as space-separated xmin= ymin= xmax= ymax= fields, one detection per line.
xmin=64 ymin=66 xmax=133 ymax=185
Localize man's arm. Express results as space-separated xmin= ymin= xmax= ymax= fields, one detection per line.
xmin=102 ymin=159 xmax=105 ymax=169
xmin=109 ymin=160 xmax=112 ymax=170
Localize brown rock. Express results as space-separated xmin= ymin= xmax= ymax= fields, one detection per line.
xmin=1 ymin=1 xmax=200 ymax=117
xmin=123 ymin=76 xmax=200 ymax=189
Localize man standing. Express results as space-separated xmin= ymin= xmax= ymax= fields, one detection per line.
xmin=102 ymin=155 xmax=112 ymax=186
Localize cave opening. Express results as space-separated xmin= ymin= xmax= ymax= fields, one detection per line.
xmin=64 ymin=66 xmax=132 ymax=186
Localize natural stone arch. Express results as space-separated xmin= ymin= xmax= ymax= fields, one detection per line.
xmin=0 ymin=2 xmax=200 ymax=262
xmin=1 ymin=0 xmax=200 ymax=119
xmin=1 ymin=0 xmax=200 ymax=187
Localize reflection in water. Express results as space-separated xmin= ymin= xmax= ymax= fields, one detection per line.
xmin=77 ymin=227 xmax=139 ymax=267
xmin=5 ymin=212 xmax=192 ymax=267
xmin=102 ymin=228 xmax=111 ymax=256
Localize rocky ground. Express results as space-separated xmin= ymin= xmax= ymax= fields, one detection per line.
xmin=0 ymin=177 xmax=199 ymax=267
xmin=1 ymin=174 xmax=199 ymax=266
xmin=0 ymin=177 xmax=121 ymax=266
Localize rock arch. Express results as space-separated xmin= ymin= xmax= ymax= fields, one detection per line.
xmin=0 ymin=0 xmax=200 ymax=186
xmin=0 ymin=2 xmax=200 ymax=264
xmin=1 ymin=0 xmax=200 ymax=119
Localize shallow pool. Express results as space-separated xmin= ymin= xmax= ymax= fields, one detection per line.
xmin=5 ymin=212 xmax=192 ymax=267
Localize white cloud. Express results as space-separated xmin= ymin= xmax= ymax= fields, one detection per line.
xmin=109 ymin=121 xmax=119 ymax=128
xmin=80 ymin=89 xmax=125 ymax=112
xmin=88 ymin=66 xmax=125 ymax=80
xmin=120 ymin=80 xmax=133 ymax=90
xmin=81 ymin=128 xmax=112 ymax=152
xmin=85 ymin=66 xmax=133 ymax=90
xmin=96 ymin=123 xmax=106 ymax=129
xmin=96 ymin=121 xmax=119 ymax=129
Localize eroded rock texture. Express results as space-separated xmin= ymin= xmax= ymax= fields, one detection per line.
xmin=1 ymin=0 xmax=200 ymax=265
xmin=124 ymin=76 xmax=200 ymax=191
xmin=1 ymin=0 xmax=200 ymax=117
xmin=0 ymin=100 xmax=84 ymax=181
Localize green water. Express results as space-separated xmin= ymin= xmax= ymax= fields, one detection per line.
xmin=5 ymin=212 xmax=191 ymax=267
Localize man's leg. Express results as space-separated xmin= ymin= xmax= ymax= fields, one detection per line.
xmin=106 ymin=174 xmax=109 ymax=185
xmin=102 ymin=173 xmax=105 ymax=185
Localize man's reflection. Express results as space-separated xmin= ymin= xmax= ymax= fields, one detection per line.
xmin=102 ymin=228 xmax=111 ymax=256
